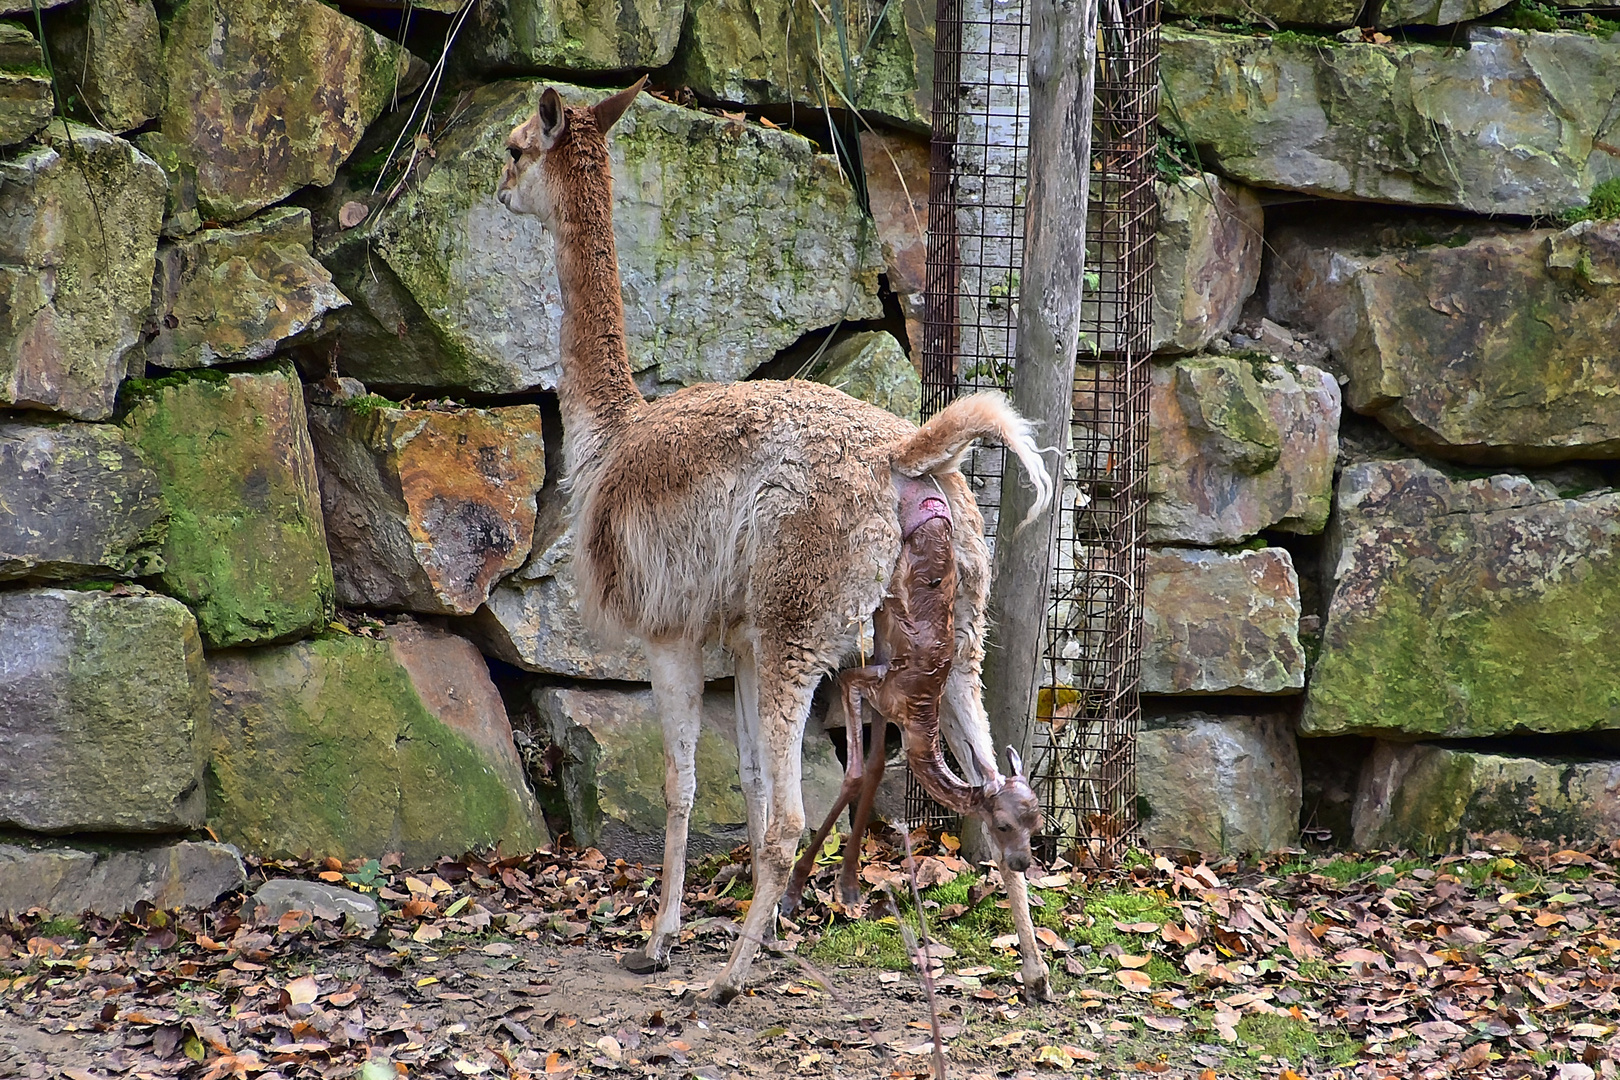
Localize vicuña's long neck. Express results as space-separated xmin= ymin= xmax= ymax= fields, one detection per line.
xmin=552 ymin=168 xmax=643 ymax=475
xmin=905 ymin=703 xmax=988 ymax=815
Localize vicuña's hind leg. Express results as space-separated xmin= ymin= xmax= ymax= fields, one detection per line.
xmin=706 ymin=644 xmax=817 ymax=1004
xmin=784 ymin=667 xmax=886 ymax=911
xmin=625 ymin=638 xmax=703 ymax=974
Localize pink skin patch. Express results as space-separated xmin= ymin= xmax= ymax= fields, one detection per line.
xmin=895 ymin=475 xmax=952 ymax=540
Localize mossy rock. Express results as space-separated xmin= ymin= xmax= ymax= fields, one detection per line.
xmin=43 ymin=0 xmax=163 ymax=133
xmin=0 ymin=588 xmax=209 ymax=834
xmin=138 ymin=0 xmax=424 ymax=225
xmin=119 ymin=363 xmax=335 ymax=649
xmin=459 ymin=0 xmax=685 ymax=73
xmin=0 ymin=124 xmax=166 ymax=420
xmin=1161 ymin=25 xmax=1620 ymax=216
xmin=809 ymin=331 xmax=921 ymax=423
xmin=0 ymin=419 xmax=168 ymax=582
xmin=1268 ymin=217 xmax=1620 ymax=464
xmin=1147 ymin=355 xmax=1339 ymax=545
xmin=1353 ymin=741 xmax=1620 ymax=851
xmin=147 ymin=208 xmax=349 ymax=370
xmin=674 ymin=0 xmax=926 ymax=127
xmin=208 ymin=625 xmax=546 ymax=863
xmin=1305 ymin=459 xmax=1620 ymax=739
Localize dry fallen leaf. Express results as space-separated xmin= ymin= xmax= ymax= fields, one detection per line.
xmin=1115 ymin=968 xmax=1152 ymax=992
xmin=283 ymin=974 xmax=319 ymax=1006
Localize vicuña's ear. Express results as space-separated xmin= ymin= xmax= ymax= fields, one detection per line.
xmin=538 ymin=87 xmax=567 ymax=150
xmin=592 ymin=75 xmax=647 ymax=135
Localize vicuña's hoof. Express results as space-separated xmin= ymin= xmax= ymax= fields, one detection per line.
xmin=1022 ymin=974 xmax=1056 ymax=1003
xmin=701 ymin=980 xmax=743 ymax=1005
xmin=621 ymin=948 xmax=668 ymax=975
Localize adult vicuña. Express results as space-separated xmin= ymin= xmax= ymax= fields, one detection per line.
xmin=497 ymin=78 xmax=1055 ymax=1003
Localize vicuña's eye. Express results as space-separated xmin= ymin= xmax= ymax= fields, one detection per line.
xmin=507 ymin=146 xmax=522 ymax=164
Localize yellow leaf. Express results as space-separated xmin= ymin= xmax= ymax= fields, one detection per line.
xmin=1033 ymin=1044 xmax=1074 ymax=1070
xmin=416 ymin=976 xmax=439 ymax=987
xmin=991 ymin=1030 xmax=1029 ymax=1047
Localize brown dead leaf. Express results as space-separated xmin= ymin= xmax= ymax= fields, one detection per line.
xmin=338 ymin=201 xmax=369 ymax=229
xmin=1115 ymin=969 xmax=1152 ymax=992
xmin=283 ymin=975 xmax=319 ymax=1006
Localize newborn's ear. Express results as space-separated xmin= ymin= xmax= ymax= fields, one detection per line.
xmin=1006 ymin=745 xmax=1025 ymax=778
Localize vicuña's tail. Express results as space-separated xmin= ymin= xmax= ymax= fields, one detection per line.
xmin=889 ymin=392 xmax=1054 ymax=530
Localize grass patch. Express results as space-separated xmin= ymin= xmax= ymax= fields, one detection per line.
xmin=33 ymin=915 xmax=85 ymax=942
xmin=1233 ymin=1013 xmax=1363 ymax=1066
xmin=1562 ymin=177 xmax=1620 ymax=225
xmin=344 ymin=393 xmax=403 ymax=414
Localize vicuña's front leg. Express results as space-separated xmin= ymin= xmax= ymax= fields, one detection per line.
xmin=1001 ymin=854 xmax=1053 ymax=1001
xmin=625 ymin=639 xmax=704 ymax=975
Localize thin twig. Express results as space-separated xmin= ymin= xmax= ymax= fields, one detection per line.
xmin=887 ymin=822 xmax=947 ymax=1080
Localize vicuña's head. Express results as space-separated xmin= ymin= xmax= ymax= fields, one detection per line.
xmin=497 ymin=76 xmax=646 ymax=225
xmin=977 ymin=746 xmax=1043 ymax=873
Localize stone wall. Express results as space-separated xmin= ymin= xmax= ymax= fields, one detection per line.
xmin=1 ymin=0 xmax=1615 ymax=916
xmin=1137 ymin=0 xmax=1620 ymax=856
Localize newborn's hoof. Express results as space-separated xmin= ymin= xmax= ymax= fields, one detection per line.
xmin=621 ymin=948 xmax=668 ymax=975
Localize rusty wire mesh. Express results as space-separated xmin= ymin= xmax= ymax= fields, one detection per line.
xmin=912 ymin=0 xmax=1158 ymax=862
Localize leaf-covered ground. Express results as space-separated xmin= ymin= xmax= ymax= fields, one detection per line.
xmin=3 ymin=833 xmax=1618 ymax=1080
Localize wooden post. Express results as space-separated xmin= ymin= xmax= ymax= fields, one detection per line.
xmin=981 ymin=0 xmax=1098 ymax=774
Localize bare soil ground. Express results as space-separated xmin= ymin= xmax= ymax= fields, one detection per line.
xmin=4 ymin=837 xmax=1618 ymax=1080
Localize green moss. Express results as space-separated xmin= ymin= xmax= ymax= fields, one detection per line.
xmin=1304 ymin=554 xmax=1620 ymax=739
xmin=1233 ymin=1014 xmax=1361 ymax=1065
xmin=1267 ymin=29 xmax=1340 ymax=49
xmin=119 ymin=363 xmax=334 ymax=648
xmin=208 ymin=636 xmax=542 ymax=862
xmin=1493 ymin=0 xmax=1620 ymax=34
xmin=343 ymin=393 xmax=402 ymax=414
xmin=1562 ymin=177 xmax=1620 ymax=225
xmin=33 ymin=915 xmax=86 ymax=942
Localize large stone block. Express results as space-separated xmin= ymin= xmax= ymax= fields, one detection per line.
xmin=1353 ymin=741 xmax=1620 ymax=851
xmin=1378 ymin=0 xmax=1515 ymax=25
xmin=1138 ymin=709 xmax=1301 ymax=855
xmin=308 ymin=400 xmax=547 ymax=615
xmin=320 ymin=82 xmax=881 ymax=396
xmin=810 ymin=331 xmax=921 ymax=423
xmin=0 ymin=588 xmax=208 ymax=833
xmin=0 ymin=420 xmax=167 ymax=581
xmin=208 ymin=622 xmax=547 ymax=863
xmin=0 ymin=124 xmax=165 ymax=420
xmin=1147 ymin=355 xmax=1339 ymax=545
xmin=43 ymin=0 xmax=162 ymax=133
xmin=1164 ymin=0 xmax=1359 ymax=28
xmin=1268 ymin=218 xmax=1620 ymax=464
xmin=0 ymin=839 xmax=245 ymax=918
xmin=513 ymin=684 xmax=843 ymax=860
xmin=1151 ymin=174 xmax=1262 ymax=355
xmin=0 ymin=23 xmax=54 ymax=147
xmin=136 ymin=0 xmax=423 ymax=225
xmin=466 ymin=523 xmax=732 ymax=682
xmin=119 ymin=364 xmax=335 ymax=649
xmin=461 ymin=0 xmax=684 ymax=72
xmin=674 ymin=0 xmax=925 ymax=126
xmin=858 ymin=130 xmax=929 ymax=356
xmin=147 ymin=208 xmax=348 ymax=370
xmin=1161 ymin=26 xmax=1620 ymax=216
xmin=1303 ymin=459 xmax=1620 ymax=740
xmin=1142 ymin=546 xmax=1305 ymax=695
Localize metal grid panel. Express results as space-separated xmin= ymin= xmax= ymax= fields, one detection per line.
xmin=914 ymin=0 xmax=1158 ymax=860
xmin=1037 ymin=0 xmax=1159 ymax=862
